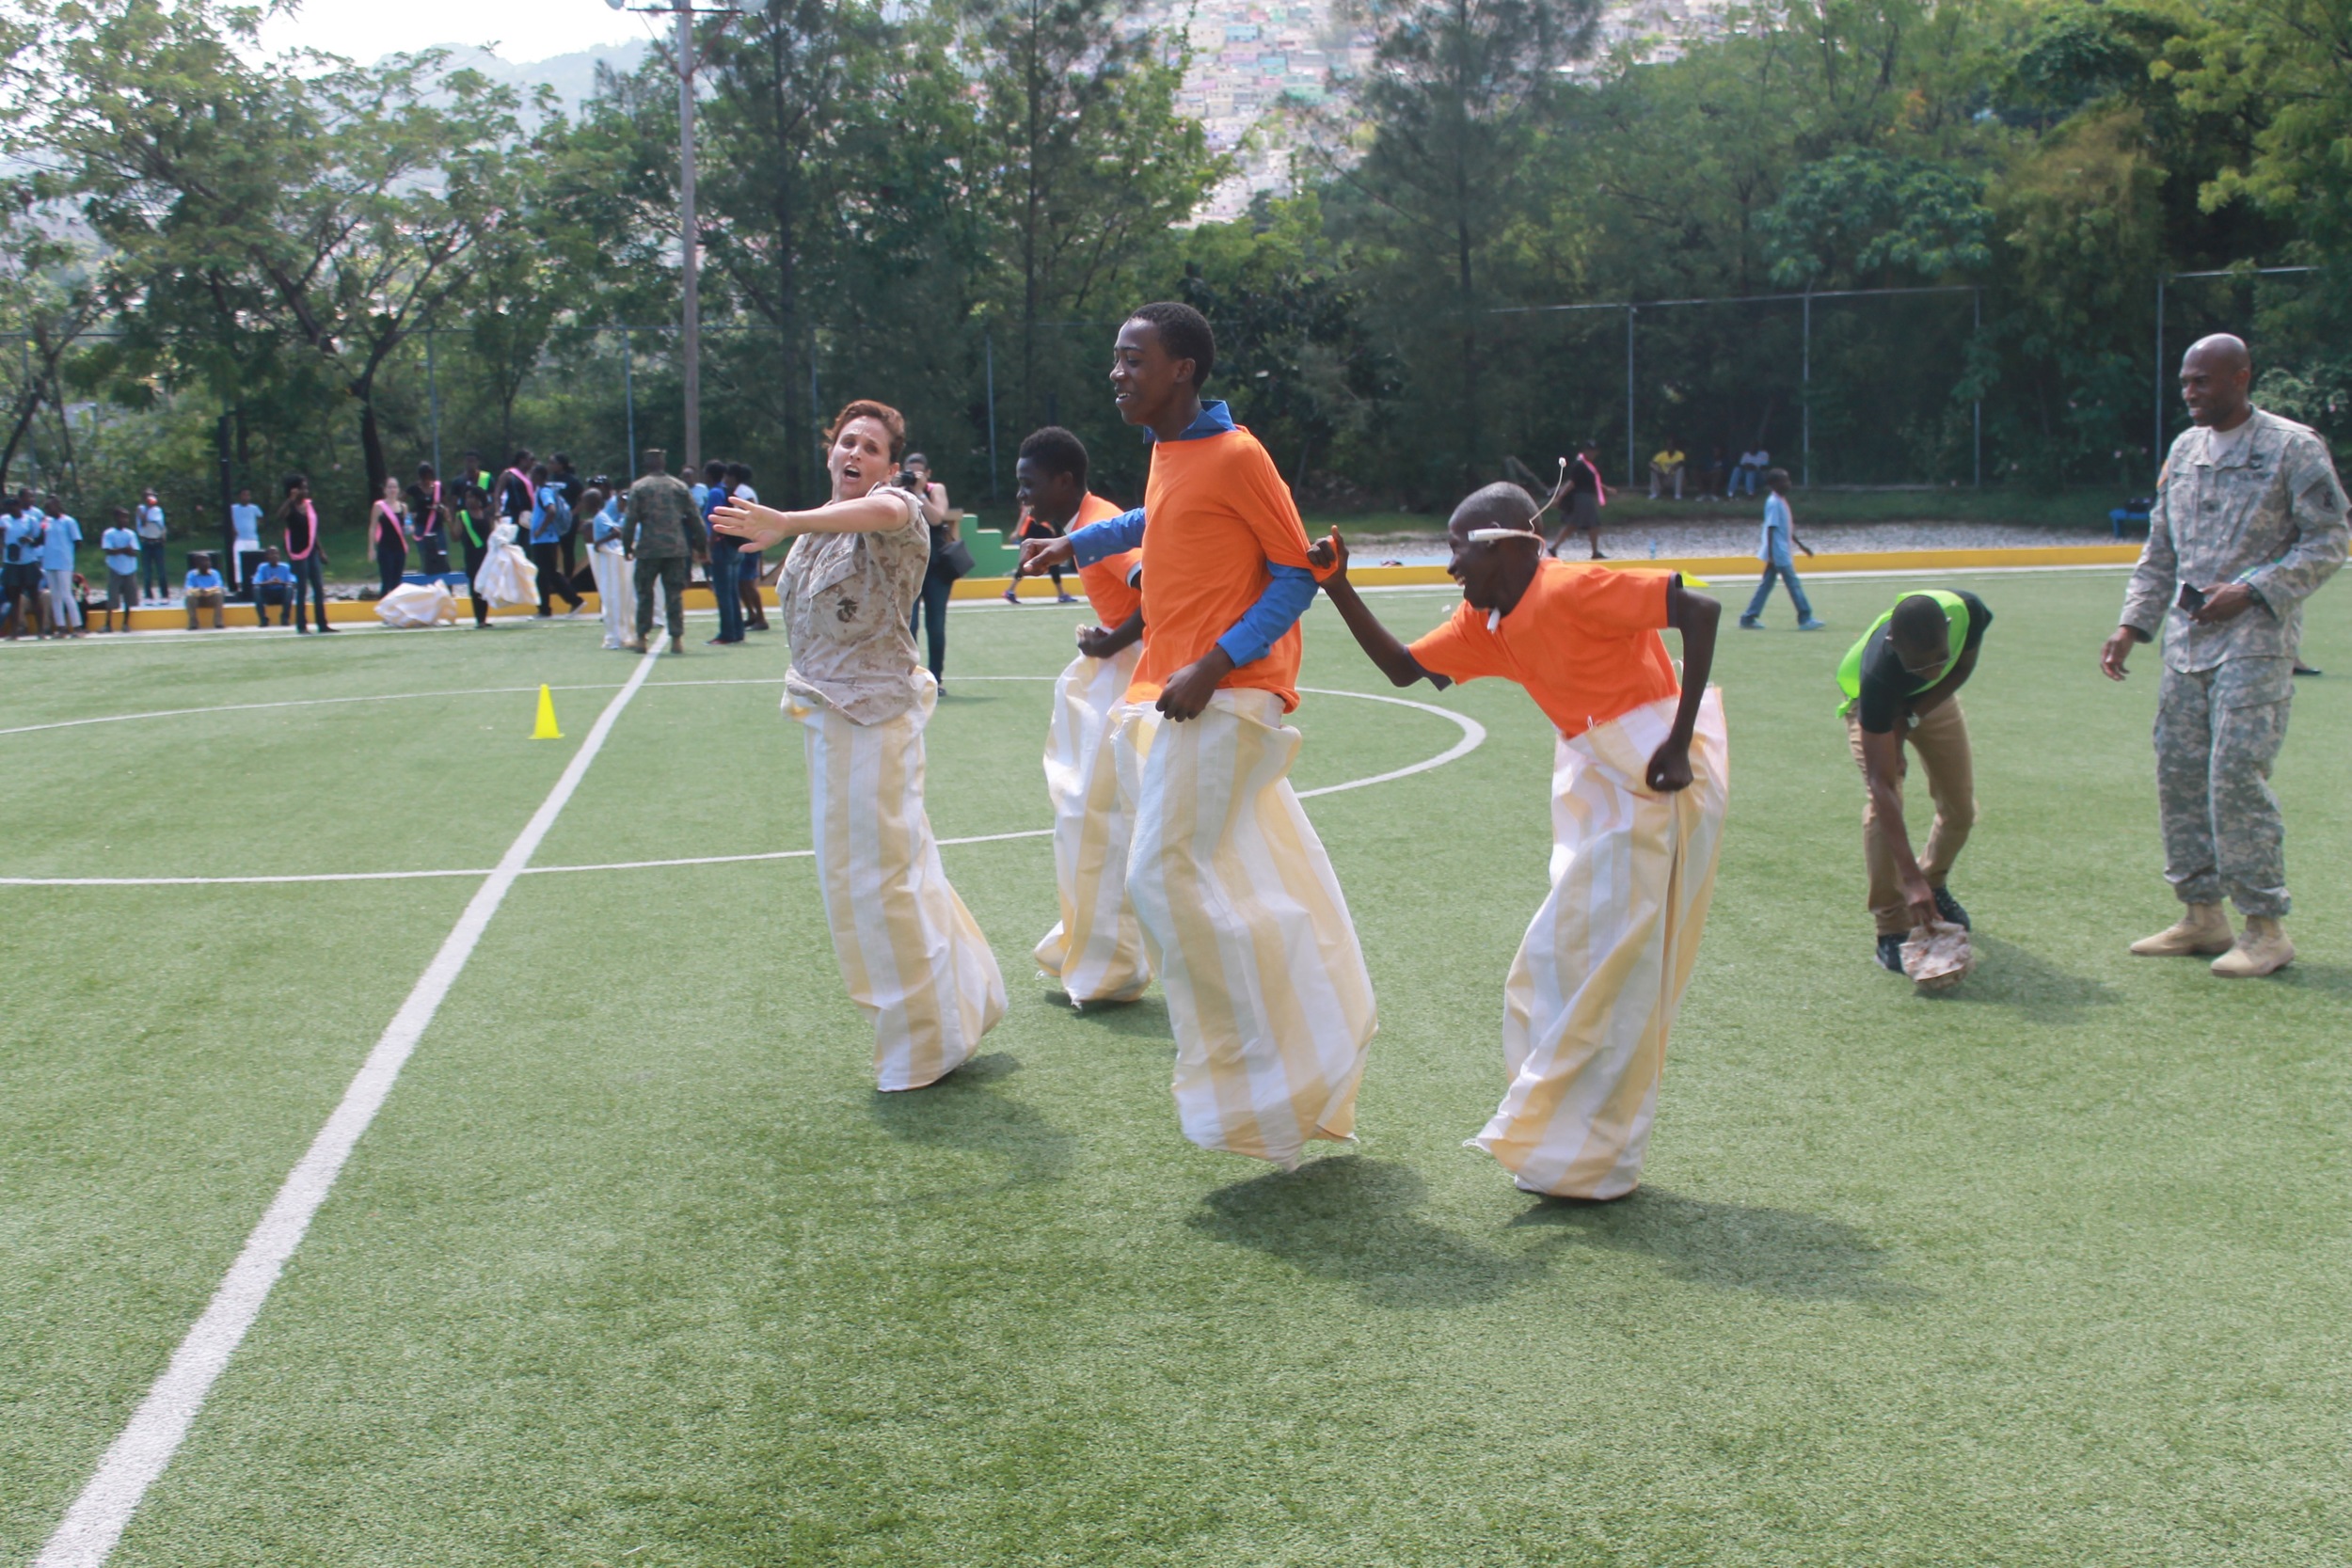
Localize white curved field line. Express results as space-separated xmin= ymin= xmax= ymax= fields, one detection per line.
xmin=33 ymin=645 xmax=666 ymax=1568
xmin=2 ymin=683 xmax=1484 ymax=889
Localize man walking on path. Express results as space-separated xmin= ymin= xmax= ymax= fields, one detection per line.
xmin=1740 ymin=468 xmax=1824 ymax=630
xmin=622 ymin=448 xmax=707 ymax=655
xmin=1841 ymin=590 xmax=1991 ymax=972
xmin=2102 ymin=333 xmax=2348 ymax=977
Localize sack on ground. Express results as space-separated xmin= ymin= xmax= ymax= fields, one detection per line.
xmin=1902 ymin=919 xmax=1974 ymax=992
xmin=375 ymin=581 xmax=457 ymax=627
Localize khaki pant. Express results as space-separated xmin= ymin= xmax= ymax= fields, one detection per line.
xmin=184 ymin=589 xmax=225 ymax=628
xmin=1847 ymin=697 xmax=1975 ymax=935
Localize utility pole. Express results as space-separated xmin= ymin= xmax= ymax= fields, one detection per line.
xmin=610 ymin=0 xmax=738 ymax=471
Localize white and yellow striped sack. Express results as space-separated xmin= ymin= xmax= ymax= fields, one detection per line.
xmin=792 ymin=678 xmax=1007 ymax=1091
xmin=1119 ymin=688 xmax=1377 ymax=1168
xmin=1034 ymin=644 xmax=1152 ymax=1006
xmin=1471 ymin=687 xmax=1728 ymax=1199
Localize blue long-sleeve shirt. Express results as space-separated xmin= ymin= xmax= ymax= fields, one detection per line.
xmin=1064 ymin=401 xmax=1319 ymax=668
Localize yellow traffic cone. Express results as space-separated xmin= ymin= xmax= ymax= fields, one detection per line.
xmin=531 ymin=684 xmax=563 ymax=740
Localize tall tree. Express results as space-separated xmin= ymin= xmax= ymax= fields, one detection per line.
xmin=5 ymin=0 xmax=530 ymax=500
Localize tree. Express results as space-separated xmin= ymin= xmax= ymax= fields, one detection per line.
xmin=5 ymin=0 xmax=531 ymax=501
xmin=1323 ymin=0 xmax=1597 ymax=488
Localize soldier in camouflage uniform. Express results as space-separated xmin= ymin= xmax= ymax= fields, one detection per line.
xmin=620 ymin=448 xmax=708 ymax=655
xmin=2102 ymin=335 xmax=2349 ymax=977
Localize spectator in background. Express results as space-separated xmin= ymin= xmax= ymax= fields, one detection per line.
xmin=135 ymin=487 xmax=167 ymax=601
xmin=1739 ymin=468 xmax=1824 ymax=631
xmin=277 ymin=473 xmax=336 ymax=634
xmin=100 ymin=508 xmax=140 ymax=632
xmin=250 ymin=546 xmax=295 ymax=626
xmin=183 ymin=552 xmax=227 ymax=629
xmin=622 ymin=447 xmax=707 ymax=655
xmin=229 ymin=485 xmax=264 ymax=591
xmin=729 ymin=461 xmax=771 ymax=631
xmin=1702 ymin=444 xmax=1730 ymax=499
xmin=1546 ymin=441 xmax=1610 ymax=561
xmin=407 ymin=463 xmax=451 ymax=575
xmin=459 ymin=448 xmax=490 ymax=495
xmin=495 ymin=449 xmax=535 ymax=534
xmin=552 ymin=451 xmax=583 ymax=583
xmin=1733 ymin=445 xmax=1770 ymax=498
xmin=1 ymin=496 xmax=43 ymax=638
xmin=903 ymin=451 xmax=962 ymax=683
xmin=41 ymin=493 xmax=84 ymax=637
xmin=531 ymin=462 xmax=586 ymax=617
xmin=1649 ymin=439 xmax=1686 ymax=499
xmin=370 ymin=477 xmax=408 ymax=597
xmin=585 ymin=480 xmax=637 ymax=650
xmin=702 ymin=458 xmax=743 ymax=645
xmin=450 ymin=476 xmax=493 ymax=628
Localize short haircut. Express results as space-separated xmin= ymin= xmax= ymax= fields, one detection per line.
xmin=1890 ymin=594 xmax=1948 ymax=652
xmin=1018 ymin=425 xmax=1089 ymax=485
xmin=510 ymin=448 xmax=532 ymax=467
xmin=705 ymin=459 xmax=727 ymax=480
xmin=1127 ymin=301 xmax=1216 ymax=388
xmin=1764 ymin=467 xmax=1790 ymax=488
xmin=1449 ymin=480 xmax=1539 ymax=535
xmin=281 ymin=472 xmax=306 ymax=494
xmin=531 ymin=462 xmax=549 ymax=483
xmin=830 ymin=400 xmax=908 ymax=461
xmin=726 ymin=462 xmax=752 ymax=483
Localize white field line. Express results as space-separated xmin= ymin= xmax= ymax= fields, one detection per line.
xmin=33 ymin=646 xmax=664 ymax=1568
xmin=0 ymin=689 xmax=1483 ymax=889
xmin=1350 ymin=562 xmax=2136 ymax=595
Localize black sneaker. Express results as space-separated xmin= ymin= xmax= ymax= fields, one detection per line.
xmin=1876 ymin=933 xmax=1906 ymax=973
xmin=1931 ymin=887 xmax=1970 ymax=929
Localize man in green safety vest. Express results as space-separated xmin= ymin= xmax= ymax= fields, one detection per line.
xmin=1838 ymin=589 xmax=1993 ymax=971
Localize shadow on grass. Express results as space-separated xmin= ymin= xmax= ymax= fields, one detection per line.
xmin=1188 ymin=1155 xmax=1549 ymax=1307
xmin=1928 ymin=933 xmax=2119 ymax=1022
xmin=867 ymin=1052 xmax=1075 ymax=1186
xmin=1509 ymin=1187 xmax=1928 ymax=1303
xmin=1061 ymin=993 xmax=1176 ymax=1044
xmin=2273 ymin=961 xmax=2352 ymax=999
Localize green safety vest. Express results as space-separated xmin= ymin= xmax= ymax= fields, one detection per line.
xmin=1836 ymin=589 xmax=1969 ymax=714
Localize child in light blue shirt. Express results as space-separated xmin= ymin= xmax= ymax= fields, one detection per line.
xmin=1739 ymin=468 xmax=1823 ymax=631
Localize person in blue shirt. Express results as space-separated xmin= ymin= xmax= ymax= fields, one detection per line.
xmin=100 ymin=507 xmax=141 ymax=632
xmin=701 ymin=458 xmax=744 ymax=644
xmin=249 ymin=546 xmax=297 ymax=627
xmin=530 ymin=461 xmax=585 ymax=616
xmin=1738 ymin=467 xmax=1824 ymax=631
xmin=1 ymin=497 xmax=45 ymax=638
xmin=183 ymin=553 xmax=227 ymax=629
xmin=40 ymin=495 xmax=85 ymax=636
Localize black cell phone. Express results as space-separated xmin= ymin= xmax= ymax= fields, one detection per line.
xmin=2176 ymin=581 xmax=2207 ymax=612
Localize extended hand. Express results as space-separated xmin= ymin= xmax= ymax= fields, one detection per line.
xmin=1902 ymin=870 xmax=1938 ymax=931
xmin=1645 ymin=737 xmax=1692 ymax=793
xmin=1155 ymin=649 xmax=1233 ymax=721
xmin=1019 ymin=537 xmax=1075 ymax=578
xmin=1075 ymin=624 xmax=1119 ymax=659
xmin=1305 ymin=528 xmax=1350 ymax=582
xmin=711 ymin=501 xmax=790 ymax=551
xmin=2099 ymin=626 xmax=2137 ymax=681
xmin=2190 ymin=581 xmax=2256 ymax=624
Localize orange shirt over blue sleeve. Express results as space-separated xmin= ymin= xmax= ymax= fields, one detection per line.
xmin=1409 ymin=561 xmax=1681 ymax=738
xmin=1070 ymin=491 xmax=1141 ymax=625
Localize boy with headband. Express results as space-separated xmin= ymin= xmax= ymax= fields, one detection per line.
xmin=1015 ymin=425 xmax=1152 ymax=1006
xmin=1309 ymin=485 xmax=1729 ymax=1199
xmin=1018 ymin=302 xmax=1375 ymax=1169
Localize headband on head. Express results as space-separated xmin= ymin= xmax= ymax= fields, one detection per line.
xmin=1466 ymin=527 xmax=1541 ymax=543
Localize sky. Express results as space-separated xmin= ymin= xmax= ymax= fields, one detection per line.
xmin=256 ymin=0 xmax=655 ymax=67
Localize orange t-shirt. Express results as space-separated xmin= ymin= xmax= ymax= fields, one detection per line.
xmin=1070 ymin=491 xmax=1141 ymax=626
xmin=1407 ymin=560 xmax=1680 ymax=738
xmin=1134 ymin=427 xmax=1315 ymax=710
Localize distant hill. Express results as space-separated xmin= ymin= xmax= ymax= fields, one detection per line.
xmin=395 ymin=39 xmax=652 ymax=115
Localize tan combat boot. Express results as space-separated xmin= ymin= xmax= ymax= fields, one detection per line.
xmin=2129 ymin=903 xmax=2234 ymax=957
xmin=2211 ymin=916 xmax=2294 ymax=978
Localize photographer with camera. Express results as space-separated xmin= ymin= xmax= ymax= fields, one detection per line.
xmin=899 ymin=452 xmax=969 ymax=688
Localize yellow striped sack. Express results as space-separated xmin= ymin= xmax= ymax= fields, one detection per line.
xmin=1034 ymin=644 xmax=1152 ymax=1005
xmin=1119 ymin=688 xmax=1378 ymax=1168
xmin=791 ymin=679 xmax=1007 ymax=1090
xmin=1471 ymin=688 xmax=1729 ymax=1198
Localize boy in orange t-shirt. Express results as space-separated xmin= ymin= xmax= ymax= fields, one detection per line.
xmin=1311 ymin=482 xmax=1730 ymax=1199
xmin=1018 ymin=303 xmax=1375 ymax=1170
xmin=1016 ymin=426 xmax=1152 ymax=1004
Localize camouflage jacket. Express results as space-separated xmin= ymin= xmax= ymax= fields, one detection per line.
xmin=2121 ymin=408 xmax=2349 ymax=671
xmin=620 ymin=473 xmax=707 ymax=560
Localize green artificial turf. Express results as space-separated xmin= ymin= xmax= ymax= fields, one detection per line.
xmin=3 ymin=574 xmax=2346 ymax=1566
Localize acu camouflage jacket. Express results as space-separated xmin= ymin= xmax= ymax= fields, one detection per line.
xmin=2121 ymin=408 xmax=2349 ymax=671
